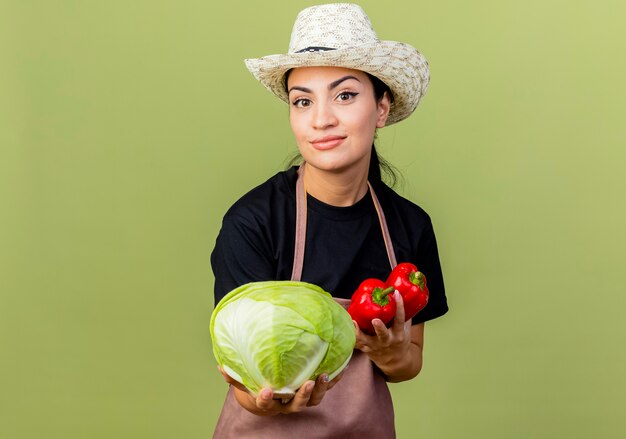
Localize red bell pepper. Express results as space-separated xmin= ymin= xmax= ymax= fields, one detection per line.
xmin=385 ymin=262 xmax=429 ymax=321
xmin=348 ymin=278 xmax=397 ymax=335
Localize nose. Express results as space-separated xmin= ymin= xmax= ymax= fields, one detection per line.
xmin=312 ymin=101 xmax=338 ymax=129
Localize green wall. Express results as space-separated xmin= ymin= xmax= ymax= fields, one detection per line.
xmin=2 ymin=1 xmax=624 ymax=437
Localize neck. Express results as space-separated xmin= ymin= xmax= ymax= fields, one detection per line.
xmin=302 ymin=162 xmax=370 ymax=207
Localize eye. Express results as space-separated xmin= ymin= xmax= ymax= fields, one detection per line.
xmin=292 ymin=98 xmax=312 ymax=108
xmin=337 ymin=92 xmax=358 ymax=102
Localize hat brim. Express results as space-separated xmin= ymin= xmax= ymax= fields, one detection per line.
xmin=244 ymin=41 xmax=429 ymax=126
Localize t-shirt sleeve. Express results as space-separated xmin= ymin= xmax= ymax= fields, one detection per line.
xmin=412 ymin=220 xmax=448 ymax=324
xmin=210 ymin=213 xmax=276 ymax=306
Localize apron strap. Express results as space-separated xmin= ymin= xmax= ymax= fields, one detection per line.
xmin=367 ymin=180 xmax=398 ymax=269
xmin=291 ymin=165 xmax=308 ymax=282
xmin=291 ymin=163 xmax=397 ymax=282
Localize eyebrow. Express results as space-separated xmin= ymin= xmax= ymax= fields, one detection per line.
xmin=287 ymin=75 xmax=361 ymax=95
xmin=329 ymin=75 xmax=360 ymax=90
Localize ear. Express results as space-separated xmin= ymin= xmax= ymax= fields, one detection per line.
xmin=376 ymin=92 xmax=391 ymax=128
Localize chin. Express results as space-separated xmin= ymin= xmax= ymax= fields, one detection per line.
xmin=303 ymin=157 xmax=351 ymax=173
xmin=305 ymin=152 xmax=370 ymax=174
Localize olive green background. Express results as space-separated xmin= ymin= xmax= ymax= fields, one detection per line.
xmin=1 ymin=1 xmax=624 ymax=438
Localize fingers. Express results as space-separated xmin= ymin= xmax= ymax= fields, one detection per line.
xmin=355 ymin=291 xmax=411 ymax=356
xmin=221 ymin=372 xmax=282 ymax=417
xmin=272 ymin=375 xmax=336 ymax=412
xmin=289 ymin=380 xmax=315 ymax=411
xmin=392 ymin=292 xmax=412 ymax=339
xmin=326 ymin=369 xmax=345 ymax=391
xmin=255 ymin=381 xmax=316 ymax=414
xmin=221 ymin=366 xmax=332 ymax=416
xmin=353 ymin=320 xmax=369 ymax=352
xmin=392 ymin=291 xmax=406 ymax=328
xmin=375 ymin=291 xmax=408 ymax=338
xmin=218 ymin=366 xmax=250 ymax=394
xmin=308 ymin=369 xmax=347 ymax=404
xmin=219 ymin=363 xmax=326 ymax=414
xmin=236 ymin=374 xmax=341 ymax=415
xmin=372 ymin=318 xmax=391 ymax=341
xmin=255 ymin=388 xmax=276 ymax=411
xmin=307 ymin=374 xmax=330 ymax=406
xmin=218 ymin=365 xmax=230 ymax=381
xmin=354 ymin=317 xmax=386 ymax=352
xmin=372 ymin=290 xmax=403 ymax=338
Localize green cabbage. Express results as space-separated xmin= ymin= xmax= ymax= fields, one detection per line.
xmin=210 ymin=281 xmax=356 ymax=398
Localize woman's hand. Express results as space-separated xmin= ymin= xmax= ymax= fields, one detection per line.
xmin=354 ymin=291 xmax=424 ymax=382
xmin=218 ymin=367 xmax=344 ymax=416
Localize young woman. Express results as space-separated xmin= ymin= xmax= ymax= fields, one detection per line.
xmin=211 ymin=4 xmax=448 ymax=437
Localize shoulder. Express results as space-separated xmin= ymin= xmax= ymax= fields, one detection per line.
xmin=222 ymin=167 xmax=297 ymax=225
xmin=374 ymin=182 xmax=433 ymax=230
xmin=371 ymin=181 xmax=439 ymax=263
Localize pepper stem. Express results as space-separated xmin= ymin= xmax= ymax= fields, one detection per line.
xmin=409 ymin=271 xmax=426 ymax=289
xmin=372 ymin=286 xmax=395 ymax=306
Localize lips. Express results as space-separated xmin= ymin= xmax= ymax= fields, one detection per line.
xmin=310 ymin=135 xmax=347 ymax=150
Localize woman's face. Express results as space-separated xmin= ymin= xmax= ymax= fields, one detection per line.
xmin=287 ymin=66 xmax=390 ymax=174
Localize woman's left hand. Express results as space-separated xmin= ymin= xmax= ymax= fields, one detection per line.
xmin=353 ymin=291 xmax=424 ymax=382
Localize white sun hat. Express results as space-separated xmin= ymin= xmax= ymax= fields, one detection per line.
xmin=244 ymin=3 xmax=430 ymax=125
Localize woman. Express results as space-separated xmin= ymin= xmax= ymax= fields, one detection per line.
xmin=211 ymin=3 xmax=448 ymax=437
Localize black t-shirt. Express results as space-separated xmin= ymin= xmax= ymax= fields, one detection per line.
xmin=211 ymin=166 xmax=448 ymax=324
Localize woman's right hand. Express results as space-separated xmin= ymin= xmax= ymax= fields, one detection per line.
xmin=218 ymin=367 xmax=343 ymax=416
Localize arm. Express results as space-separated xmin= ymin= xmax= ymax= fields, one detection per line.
xmin=211 ymin=214 xmax=276 ymax=304
xmin=354 ymin=291 xmax=424 ymax=382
